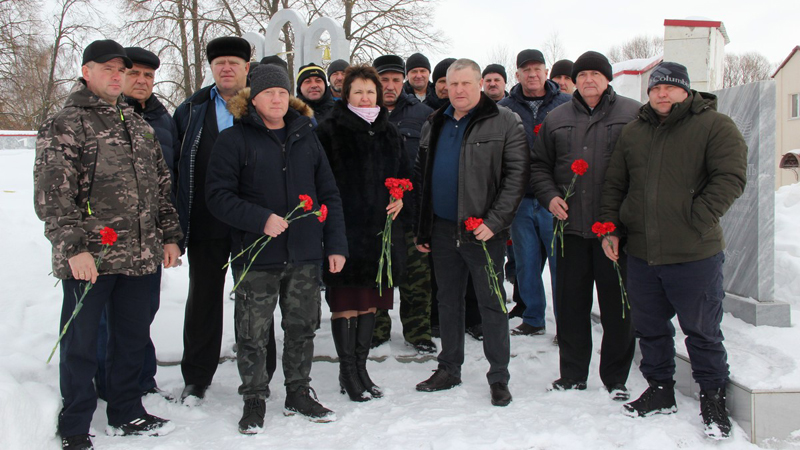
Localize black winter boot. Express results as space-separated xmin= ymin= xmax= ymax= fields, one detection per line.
xmin=355 ymin=313 xmax=383 ymax=398
xmin=331 ymin=317 xmax=370 ymax=402
xmin=700 ymin=388 xmax=732 ymax=440
xmin=622 ymin=379 xmax=677 ymax=417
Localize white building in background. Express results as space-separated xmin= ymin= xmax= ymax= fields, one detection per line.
xmin=773 ymin=45 xmax=800 ymax=188
xmin=611 ymin=18 xmax=728 ymax=103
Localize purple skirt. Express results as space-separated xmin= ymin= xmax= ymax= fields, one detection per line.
xmin=326 ymin=286 xmax=394 ymax=312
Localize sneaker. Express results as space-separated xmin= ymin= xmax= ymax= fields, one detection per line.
xmin=549 ymin=378 xmax=587 ymax=391
xmin=622 ymin=379 xmax=677 ymax=417
xmin=700 ymin=388 xmax=732 ymax=440
xmin=416 ymin=368 xmax=462 ymax=392
xmin=511 ymin=323 xmax=545 ymax=336
xmin=238 ymin=397 xmax=266 ymax=434
xmin=490 ymin=382 xmax=512 ymax=407
xmin=606 ymin=383 xmax=630 ymax=401
xmin=466 ymin=324 xmax=484 ymax=341
xmin=107 ymin=414 xmax=175 ymax=436
xmin=410 ymin=339 xmax=437 ymax=354
xmin=62 ymin=434 xmax=93 ymax=449
xmin=144 ymin=386 xmax=176 ymax=402
xmin=284 ymin=386 xmax=336 ymax=423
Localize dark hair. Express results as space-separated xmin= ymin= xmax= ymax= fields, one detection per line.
xmin=342 ymin=64 xmax=384 ymax=108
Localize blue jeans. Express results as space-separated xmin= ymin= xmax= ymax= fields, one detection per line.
xmin=96 ymin=267 xmax=161 ymax=399
xmin=510 ymin=197 xmax=557 ymax=327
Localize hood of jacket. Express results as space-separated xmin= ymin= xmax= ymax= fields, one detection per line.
xmin=227 ymin=87 xmax=315 ymax=122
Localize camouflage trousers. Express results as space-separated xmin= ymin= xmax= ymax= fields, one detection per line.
xmin=233 ymin=264 xmax=320 ymax=398
xmin=374 ymin=230 xmax=432 ymax=344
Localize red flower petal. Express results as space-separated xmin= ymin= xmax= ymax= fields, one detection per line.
xmin=100 ymin=227 xmax=117 ymax=246
xmin=298 ymin=194 xmax=313 ymax=211
xmin=317 ymin=204 xmax=328 ymax=223
xmin=571 ymin=159 xmax=589 ymax=176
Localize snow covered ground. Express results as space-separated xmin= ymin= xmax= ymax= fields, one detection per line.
xmin=2 ymin=148 xmax=798 ymax=449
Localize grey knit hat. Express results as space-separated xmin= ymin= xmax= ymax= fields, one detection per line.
xmin=249 ymin=64 xmax=291 ymax=99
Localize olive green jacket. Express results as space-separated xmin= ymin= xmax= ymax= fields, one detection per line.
xmin=600 ymin=90 xmax=747 ymax=265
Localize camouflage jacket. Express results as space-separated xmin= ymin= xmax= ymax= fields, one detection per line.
xmin=34 ymin=82 xmax=183 ymax=279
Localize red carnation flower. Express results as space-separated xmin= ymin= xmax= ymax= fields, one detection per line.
xmin=100 ymin=227 xmax=117 ymax=246
xmin=464 ymin=217 xmax=484 ymax=231
xmin=299 ymin=194 xmax=313 ymax=212
xmin=534 ymin=124 xmax=542 ymax=135
xmin=571 ymin=159 xmax=589 ymax=176
xmin=317 ymin=204 xmax=328 ymax=223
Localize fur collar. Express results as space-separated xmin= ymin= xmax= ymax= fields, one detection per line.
xmin=227 ymin=87 xmax=315 ymax=120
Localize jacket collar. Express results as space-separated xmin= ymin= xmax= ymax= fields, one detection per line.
xmin=640 ymin=89 xmax=716 ymax=126
xmin=571 ymin=86 xmax=617 ymax=114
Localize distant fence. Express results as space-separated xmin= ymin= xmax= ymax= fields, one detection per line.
xmin=0 ymin=130 xmax=36 ymax=150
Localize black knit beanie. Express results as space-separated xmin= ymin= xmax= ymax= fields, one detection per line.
xmin=406 ymin=53 xmax=431 ymax=74
xmin=327 ymin=59 xmax=349 ymax=78
xmin=432 ymin=58 xmax=456 ymax=83
xmin=482 ymin=64 xmax=507 ymax=82
xmin=648 ymin=62 xmax=691 ymax=95
xmin=550 ymin=59 xmax=573 ymax=80
xmin=249 ymin=64 xmax=291 ymax=99
xmin=571 ymin=51 xmax=613 ymax=81
xmin=260 ymin=55 xmax=288 ymax=71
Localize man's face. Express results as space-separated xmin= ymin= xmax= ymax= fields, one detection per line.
xmin=575 ymin=70 xmax=609 ymax=106
xmin=448 ymin=68 xmax=482 ymax=114
xmin=648 ymin=84 xmax=689 ymax=119
xmin=82 ymin=58 xmax=126 ymax=105
xmin=329 ymin=71 xmax=345 ymax=94
xmin=516 ymin=61 xmax=548 ymax=97
xmin=124 ymin=63 xmax=156 ymax=103
xmin=552 ymin=75 xmax=575 ymax=94
xmin=435 ymin=77 xmax=448 ymax=99
xmin=483 ymin=73 xmax=506 ymax=101
xmin=300 ymin=76 xmax=325 ymax=101
xmin=379 ymin=71 xmax=405 ymax=108
xmin=407 ymin=67 xmax=430 ymax=91
xmin=210 ymin=56 xmax=248 ymax=94
xmin=252 ymin=87 xmax=290 ymax=125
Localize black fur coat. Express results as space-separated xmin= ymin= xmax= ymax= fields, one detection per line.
xmin=315 ymin=101 xmax=409 ymax=288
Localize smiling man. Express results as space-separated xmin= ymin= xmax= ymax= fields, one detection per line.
xmin=531 ymin=50 xmax=639 ymax=400
xmin=173 ymin=36 xmax=251 ymax=405
xmin=35 ymin=39 xmax=182 ymax=449
xmin=600 ymin=62 xmax=747 ymax=440
xmin=413 ymin=59 xmax=527 ymax=407
xmin=296 ymin=63 xmax=335 ymax=119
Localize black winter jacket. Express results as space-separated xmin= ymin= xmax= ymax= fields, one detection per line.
xmin=531 ymin=87 xmax=640 ymax=239
xmin=316 ymin=101 xmax=409 ymax=288
xmin=297 ymin=87 xmax=335 ymax=121
xmin=600 ymin=91 xmax=747 ymax=265
xmin=127 ymin=94 xmax=179 ymax=205
xmin=205 ymin=89 xmax=348 ymax=270
xmin=414 ymin=93 xmax=529 ymax=245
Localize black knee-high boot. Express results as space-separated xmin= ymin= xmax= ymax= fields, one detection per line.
xmin=355 ymin=313 xmax=383 ymax=398
xmin=331 ymin=317 xmax=370 ymax=402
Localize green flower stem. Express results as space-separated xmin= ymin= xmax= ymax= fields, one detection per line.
xmin=551 ymin=173 xmax=578 ymax=257
xmin=481 ymin=241 xmax=507 ymax=314
xmin=604 ymin=236 xmax=630 ymax=319
xmin=376 ymin=212 xmax=394 ymax=295
xmin=46 ymin=246 xmax=110 ymax=364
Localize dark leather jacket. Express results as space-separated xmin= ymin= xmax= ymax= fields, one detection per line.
xmin=414 ymin=93 xmax=528 ymax=245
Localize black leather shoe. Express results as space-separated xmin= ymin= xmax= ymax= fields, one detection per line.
xmin=180 ymin=384 xmax=208 ymax=404
xmin=490 ymin=382 xmax=512 ymax=406
xmin=549 ymin=378 xmax=587 ymax=391
xmin=416 ymin=368 xmax=461 ymax=392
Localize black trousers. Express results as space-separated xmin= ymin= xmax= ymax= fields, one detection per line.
xmin=431 ymin=264 xmax=483 ymax=329
xmin=555 ymin=235 xmax=634 ymax=386
xmin=431 ymin=218 xmax=510 ymax=384
xmin=58 ymin=272 xmax=158 ymax=437
xmin=181 ymin=238 xmax=231 ymax=386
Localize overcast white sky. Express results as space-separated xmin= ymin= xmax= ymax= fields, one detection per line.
xmin=426 ymin=0 xmax=800 ymax=72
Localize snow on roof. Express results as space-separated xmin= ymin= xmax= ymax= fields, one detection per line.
xmin=664 ymin=18 xmax=730 ymax=44
xmin=772 ymin=45 xmax=800 ymax=78
xmin=612 ymin=54 xmax=663 ymax=78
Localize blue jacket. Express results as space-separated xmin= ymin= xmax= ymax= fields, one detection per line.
xmin=127 ymin=94 xmax=179 ymax=206
xmin=205 ymin=90 xmax=347 ymax=269
xmin=499 ymin=79 xmax=570 ymax=195
xmin=172 ymin=85 xmax=214 ymax=247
